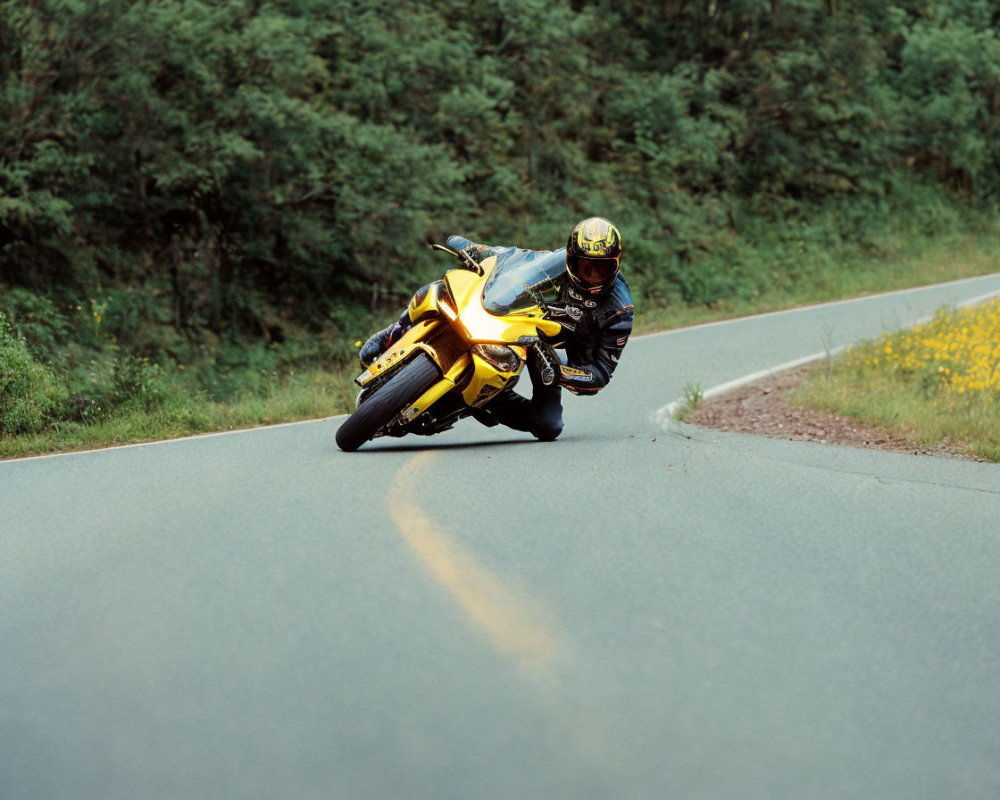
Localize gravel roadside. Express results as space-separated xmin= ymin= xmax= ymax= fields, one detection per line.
xmin=684 ymin=363 xmax=982 ymax=461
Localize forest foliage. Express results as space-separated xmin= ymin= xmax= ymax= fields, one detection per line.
xmin=3 ymin=0 xmax=1000 ymax=425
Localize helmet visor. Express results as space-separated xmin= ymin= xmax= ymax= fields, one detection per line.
xmin=571 ymin=255 xmax=619 ymax=286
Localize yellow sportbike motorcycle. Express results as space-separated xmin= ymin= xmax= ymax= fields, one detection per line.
xmin=335 ymin=245 xmax=568 ymax=452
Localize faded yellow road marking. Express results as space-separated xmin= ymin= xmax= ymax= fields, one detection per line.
xmin=389 ymin=451 xmax=557 ymax=670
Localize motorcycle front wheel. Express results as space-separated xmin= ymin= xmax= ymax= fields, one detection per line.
xmin=335 ymin=353 xmax=440 ymax=452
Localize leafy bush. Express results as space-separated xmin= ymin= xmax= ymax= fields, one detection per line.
xmin=0 ymin=312 xmax=68 ymax=434
xmin=0 ymin=288 xmax=73 ymax=366
xmin=112 ymin=356 xmax=168 ymax=412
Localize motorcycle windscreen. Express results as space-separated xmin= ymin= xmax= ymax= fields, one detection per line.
xmin=481 ymin=248 xmax=567 ymax=315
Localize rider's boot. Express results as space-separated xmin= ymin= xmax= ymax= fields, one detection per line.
xmin=359 ymin=320 xmax=408 ymax=366
xmin=470 ymin=407 xmax=500 ymax=427
xmin=359 ymin=327 xmax=392 ymax=366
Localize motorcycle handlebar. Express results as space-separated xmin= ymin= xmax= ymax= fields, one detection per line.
xmin=429 ymin=242 xmax=483 ymax=275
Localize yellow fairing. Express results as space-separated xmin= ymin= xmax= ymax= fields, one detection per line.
xmin=355 ymin=320 xmax=440 ymax=387
xmin=406 ymin=280 xmax=448 ymax=325
xmin=459 ymin=349 xmax=526 ymax=408
xmin=357 ymin=257 xmax=560 ymax=425
xmin=445 ymin=260 xmax=561 ymax=344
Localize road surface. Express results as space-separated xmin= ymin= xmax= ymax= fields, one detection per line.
xmin=3 ymin=274 xmax=999 ymax=800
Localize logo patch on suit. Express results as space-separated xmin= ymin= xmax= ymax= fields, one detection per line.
xmin=550 ymin=303 xmax=583 ymax=320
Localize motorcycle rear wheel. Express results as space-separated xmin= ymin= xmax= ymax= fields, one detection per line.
xmin=335 ymin=353 xmax=440 ymax=452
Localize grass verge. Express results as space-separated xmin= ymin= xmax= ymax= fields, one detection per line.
xmin=792 ymin=298 xmax=1000 ymax=461
xmin=0 ymin=370 xmax=358 ymax=460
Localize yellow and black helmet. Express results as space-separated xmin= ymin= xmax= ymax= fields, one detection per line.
xmin=566 ymin=217 xmax=622 ymax=295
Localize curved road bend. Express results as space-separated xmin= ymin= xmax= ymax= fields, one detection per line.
xmin=3 ymin=273 xmax=1000 ymax=800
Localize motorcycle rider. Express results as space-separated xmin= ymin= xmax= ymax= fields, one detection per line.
xmin=358 ymin=217 xmax=633 ymax=441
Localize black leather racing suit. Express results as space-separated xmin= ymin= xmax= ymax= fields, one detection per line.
xmin=369 ymin=236 xmax=634 ymax=440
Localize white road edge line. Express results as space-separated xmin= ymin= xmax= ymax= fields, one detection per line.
xmin=3 ymin=415 xmax=349 ymax=464
xmin=655 ymin=348 xmax=843 ymax=428
xmin=6 ymin=277 xmax=1000 ymax=464
xmin=655 ymin=287 xmax=1000 ymax=430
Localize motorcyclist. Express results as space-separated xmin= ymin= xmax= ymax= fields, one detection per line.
xmin=358 ymin=217 xmax=633 ymax=441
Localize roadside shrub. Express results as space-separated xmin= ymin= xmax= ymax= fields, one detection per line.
xmin=0 ymin=287 xmax=73 ymax=366
xmin=0 ymin=311 xmax=68 ymax=434
xmin=112 ymin=356 xmax=168 ymax=411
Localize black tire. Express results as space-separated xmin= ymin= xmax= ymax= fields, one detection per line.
xmin=335 ymin=354 xmax=440 ymax=451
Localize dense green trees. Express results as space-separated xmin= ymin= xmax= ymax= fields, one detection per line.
xmin=2 ymin=0 xmax=1000 ymax=410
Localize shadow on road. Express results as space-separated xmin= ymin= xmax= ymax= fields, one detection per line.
xmin=340 ymin=435 xmax=576 ymax=454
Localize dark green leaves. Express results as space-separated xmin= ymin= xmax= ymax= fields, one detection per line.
xmin=3 ymin=0 xmax=1000 ymax=346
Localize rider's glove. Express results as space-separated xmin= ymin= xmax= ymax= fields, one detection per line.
xmin=460 ymin=244 xmax=486 ymax=264
xmin=543 ymin=301 xmax=583 ymax=329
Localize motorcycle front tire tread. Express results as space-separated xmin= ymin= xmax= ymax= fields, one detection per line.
xmin=335 ymin=354 xmax=440 ymax=451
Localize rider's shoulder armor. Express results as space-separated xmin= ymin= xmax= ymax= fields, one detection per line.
xmin=602 ymin=274 xmax=634 ymax=321
xmin=565 ymin=273 xmax=633 ymax=324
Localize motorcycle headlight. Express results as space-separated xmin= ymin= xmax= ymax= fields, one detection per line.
xmin=472 ymin=344 xmax=521 ymax=372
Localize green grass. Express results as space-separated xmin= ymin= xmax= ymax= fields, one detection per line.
xmin=792 ymin=353 xmax=1000 ymax=463
xmin=4 ymin=229 xmax=1000 ymax=461
xmin=0 ymin=369 xmax=358 ymax=460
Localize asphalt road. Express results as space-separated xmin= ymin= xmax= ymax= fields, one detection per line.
xmin=3 ymin=275 xmax=1000 ymax=800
